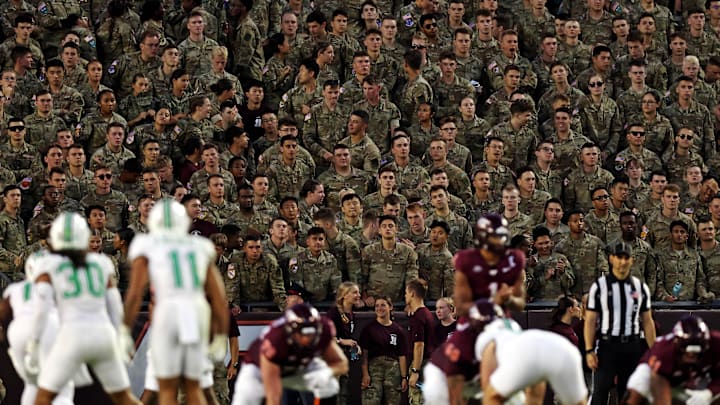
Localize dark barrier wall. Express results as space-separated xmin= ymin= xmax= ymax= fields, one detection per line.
xmin=2 ymin=304 xmax=718 ymax=405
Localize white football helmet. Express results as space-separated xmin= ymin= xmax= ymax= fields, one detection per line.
xmin=147 ymin=198 xmax=191 ymax=235
xmin=49 ymin=212 xmax=90 ymax=251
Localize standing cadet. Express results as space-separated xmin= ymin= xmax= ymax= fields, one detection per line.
xmin=302 ymin=80 xmax=350 ymax=172
xmin=416 ymin=220 xmax=454 ymax=300
xmin=361 ymin=215 xmax=419 ymax=306
xmin=433 ymin=51 xmax=474 ymax=119
xmin=397 ymin=50 xmax=433 ymax=127
xmin=584 ymin=241 xmax=656 ymax=405
xmin=227 ymin=233 xmax=287 ymax=310
xmin=79 ymin=165 xmax=130 ymax=232
xmin=554 ymin=208 xmax=609 ymax=294
xmin=227 ymin=0 xmax=264 ymax=81
xmin=104 ymin=30 xmax=162 ymax=100
xmin=0 ymin=185 xmax=26 ymax=284
xmin=290 ymin=227 xmax=342 ymax=302
xmin=178 ymin=11 xmax=219 ymax=77
xmin=425 ymin=185 xmax=473 ymax=254
xmin=313 ymin=208 xmax=362 ymax=284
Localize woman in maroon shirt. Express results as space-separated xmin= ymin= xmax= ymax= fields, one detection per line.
xmin=433 ymin=296 xmax=456 ymax=344
xmin=360 ymin=295 xmax=409 ymax=405
xmin=549 ymin=296 xmax=582 ymax=346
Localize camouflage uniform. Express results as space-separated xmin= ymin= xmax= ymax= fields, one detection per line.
xmin=278 ymin=85 xmax=324 ymax=128
xmin=103 ymin=52 xmax=161 ymax=99
xmin=257 ymin=142 xmax=315 ymax=175
xmin=579 ymin=96 xmax=623 ymax=155
xmin=0 ymin=211 xmax=26 ymax=277
xmin=580 ymin=11 xmax=614 ymax=45
xmin=23 ymin=112 xmax=68 ymax=154
xmin=0 ymin=0 xmax=34 ymax=38
xmin=364 ymin=356 xmax=405 ymax=405
xmin=609 ymin=236 xmax=659 ymax=296
xmin=361 ymin=241 xmax=419 ymax=302
xmin=289 ymin=248 xmax=342 ymax=302
xmin=363 ymin=192 xmax=408 ymax=215
xmin=0 ymin=38 xmax=44 ymax=74
xmin=80 ymin=190 xmax=129 ymax=232
xmin=146 ymin=67 xmax=174 ymax=99
xmin=474 ymin=37 xmax=501 ymax=67
xmin=516 ymin=11 xmax=556 ymax=60
xmin=165 ymin=7 xmax=218 ymax=43
xmin=584 ymin=210 xmax=621 ymax=244
xmin=398 ymin=227 xmax=430 ymax=247
xmin=370 ymin=53 xmax=401 ymax=93
xmin=432 ymin=76 xmax=475 ymax=119
xmin=227 ymin=251 xmax=286 ymax=309
xmin=64 ymin=169 xmax=94 ymax=202
xmin=662 ymin=100 xmax=716 ymax=161
xmin=528 ymin=253 xmax=575 ymax=300
xmin=396 ymin=75 xmax=433 ymax=127
xmin=554 ymin=232 xmax=609 ymax=294
xmin=407 ymin=124 xmax=439 ymax=158
xmin=326 ymin=231 xmax=362 ymax=283
xmin=437 ymin=142 xmax=472 ymax=174
xmin=617 ymin=86 xmax=659 ymax=123
xmin=563 ymin=166 xmax=614 ymax=212
xmin=613 ymin=148 xmax=662 ymax=181
xmin=262 ymin=57 xmax=296 ymax=109
xmin=454 ymin=55 xmax=485 ymax=85
xmin=574 ymin=68 xmax=617 ymax=98
xmin=426 ymin=162 xmax=472 ymax=201
xmin=35 ymin=0 xmax=84 ymax=53
xmin=481 ymin=89 xmax=512 ymax=129
xmin=537 ymin=221 xmax=571 ymax=244
xmin=228 ymin=17 xmax=264 ymax=81
xmin=63 ymin=65 xmax=87 ymax=89
xmin=473 ymin=161 xmax=515 ymax=198
xmin=700 ymin=242 xmax=720 ymax=297
xmin=504 ymin=212 xmax=535 ymax=239
xmin=89 ymin=145 xmax=136 ymax=176
xmin=548 ymin=132 xmax=591 ymax=179
xmin=302 ymin=103 xmax=351 ymax=164
xmin=530 ymin=164 xmax=563 ymax=199
xmin=95 ymin=18 xmax=136 ymax=64
xmin=204 ymin=199 xmax=241 ymax=228
xmin=49 ymin=85 xmax=84 ymax=125
xmin=0 ymin=142 xmax=42 ymax=180
xmin=487 ymin=54 xmax=538 ymax=92
xmin=266 ymin=160 xmax=314 ymax=203
xmin=416 ymin=243 xmax=454 ymax=300
xmin=389 ymin=161 xmax=430 ymax=201
xmin=188 ymin=169 xmax=236 ymax=202
xmin=520 ymin=190 xmax=552 ymax=224
xmin=179 ymin=36 xmax=219 ymax=78
xmin=661 ymin=150 xmax=707 ymax=185
xmin=425 ymin=211 xmax=473 ymax=254
xmin=78 ymin=111 xmax=129 ymax=156
xmin=644 ymin=210 xmax=697 ymax=250
xmin=467 ymin=195 xmax=502 ymax=225
xmin=686 ymin=31 xmax=720 ymax=66
xmin=655 ymin=246 xmax=714 ymax=302
xmin=230 ymin=210 xmax=273 ymax=237
xmin=487 ymin=121 xmax=539 ymax=171
xmin=613 ymin=57 xmax=667 ymax=94
xmin=317 ymin=167 xmax=372 ymax=208
xmin=262 ymin=239 xmax=297 ymax=275
xmin=118 ymin=93 xmax=155 ymax=129
xmin=456 ymin=116 xmax=491 ymax=160
xmin=196 ymin=70 xmax=244 ymax=101
xmin=640 ymin=114 xmax=674 ymax=157
xmin=396 ymin=2 xmax=423 ymax=46
xmin=340 ymin=136 xmax=382 ymax=173
xmin=354 ymin=98 xmax=402 ymax=154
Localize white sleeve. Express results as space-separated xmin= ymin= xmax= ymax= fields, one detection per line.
xmin=105 ymin=287 xmax=123 ymax=330
xmin=127 ymin=234 xmax=150 ymax=261
xmin=30 ymin=282 xmax=54 ymax=342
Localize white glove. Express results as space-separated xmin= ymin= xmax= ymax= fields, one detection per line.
xmin=312 ymin=376 xmax=339 ymax=398
xmin=118 ymin=325 xmax=135 ymax=364
xmin=209 ymin=334 xmax=228 ymax=362
xmin=24 ymin=340 xmax=39 ymax=378
xmin=303 ymin=367 xmax=334 ymax=391
xmin=685 ymin=389 xmax=713 ymax=405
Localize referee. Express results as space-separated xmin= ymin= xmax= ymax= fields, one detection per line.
xmin=584 ymin=241 xmax=656 ymax=405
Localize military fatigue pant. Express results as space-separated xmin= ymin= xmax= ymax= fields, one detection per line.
xmin=213 ymin=361 xmax=230 ymax=405
xmin=362 ymin=356 xmax=402 ymax=405
xmin=408 ymin=359 xmax=427 ymax=405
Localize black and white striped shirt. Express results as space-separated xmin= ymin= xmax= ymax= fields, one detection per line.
xmin=587 ymin=273 xmax=651 ymax=337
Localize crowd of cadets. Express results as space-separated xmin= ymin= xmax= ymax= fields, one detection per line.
xmin=2 ymin=0 xmax=720 ymax=307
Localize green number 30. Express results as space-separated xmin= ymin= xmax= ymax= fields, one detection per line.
xmin=60 ymin=262 xmax=105 ymax=298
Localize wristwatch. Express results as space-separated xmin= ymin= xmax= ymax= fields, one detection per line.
xmin=410 ymin=367 xmax=419 ymax=374
xmin=232 ymin=362 xmax=240 ymax=368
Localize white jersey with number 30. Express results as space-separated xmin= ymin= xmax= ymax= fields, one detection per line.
xmin=128 ymin=233 xmax=216 ymax=302
xmin=40 ymin=252 xmax=117 ymax=323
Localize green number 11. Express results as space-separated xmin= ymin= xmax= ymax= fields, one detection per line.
xmin=170 ymin=251 xmax=201 ymax=289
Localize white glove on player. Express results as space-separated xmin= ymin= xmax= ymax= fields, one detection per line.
xmin=118 ymin=325 xmax=135 ymax=364
xmin=312 ymin=376 xmax=339 ymax=398
xmin=685 ymin=389 xmax=713 ymax=405
xmin=303 ymin=367 xmax=334 ymax=391
xmin=209 ymin=333 xmax=228 ymax=362
xmin=24 ymin=340 xmax=39 ymax=378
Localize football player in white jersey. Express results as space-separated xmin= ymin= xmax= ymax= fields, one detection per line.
xmin=123 ymin=199 xmax=229 ymax=405
xmin=1 ymin=248 xmax=75 ymax=405
xmin=27 ymin=212 xmax=141 ymax=405
xmin=474 ymin=301 xmax=588 ymax=405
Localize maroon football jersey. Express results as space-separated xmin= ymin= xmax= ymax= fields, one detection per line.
xmin=245 ymin=316 xmax=336 ymax=377
xmin=453 ymin=248 xmax=526 ymax=300
xmin=640 ymin=331 xmax=720 ymax=394
xmin=430 ymin=323 xmax=481 ymax=380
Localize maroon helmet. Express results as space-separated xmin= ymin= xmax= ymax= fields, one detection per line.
xmin=475 ymin=213 xmax=510 ymax=255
